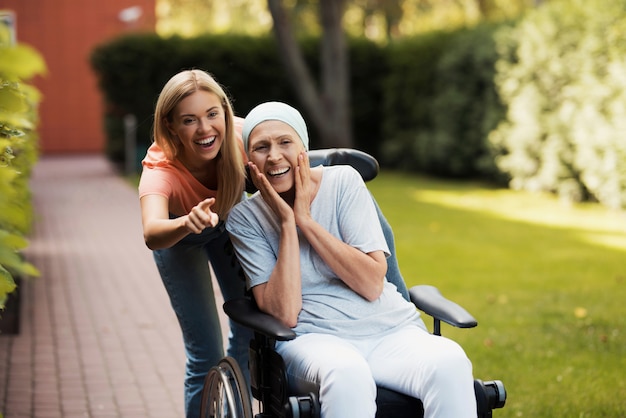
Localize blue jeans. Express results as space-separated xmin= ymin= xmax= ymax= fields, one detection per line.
xmin=152 ymin=221 xmax=252 ymax=418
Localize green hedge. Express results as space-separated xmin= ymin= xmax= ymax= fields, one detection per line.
xmin=491 ymin=0 xmax=626 ymax=208
xmin=90 ymin=34 xmax=388 ymax=166
xmin=0 ymin=37 xmax=44 ymax=307
xmin=90 ymin=34 xmax=303 ymax=166
xmin=91 ymin=29 xmax=503 ymax=178
xmin=381 ymin=25 xmax=506 ymax=179
xmin=91 ymin=12 xmax=626 ymax=208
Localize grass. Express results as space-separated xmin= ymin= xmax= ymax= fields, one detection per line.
xmin=368 ymin=172 xmax=626 ymax=418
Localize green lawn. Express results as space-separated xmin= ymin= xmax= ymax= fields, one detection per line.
xmin=368 ymin=172 xmax=626 ymax=418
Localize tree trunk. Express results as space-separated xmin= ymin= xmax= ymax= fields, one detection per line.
xmin=267 ymin=0 xmax=352 ymax=148
xmin=319 ymin=0 xmax=351 ymax=148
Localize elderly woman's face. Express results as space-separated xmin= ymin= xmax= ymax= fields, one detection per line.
xmin=248 ymin=120 xmax=305 ymax=194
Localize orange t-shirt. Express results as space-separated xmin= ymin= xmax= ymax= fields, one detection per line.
xmin=138 ymin=116 xmax=246 ymax=217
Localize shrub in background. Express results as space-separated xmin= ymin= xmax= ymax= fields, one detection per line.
xmin=348 ymin=37 xmax=389 ymax=158
xmin=91 ymin=34 xmax=307 ymax=165
xmin=91 ymin=30 xmax=499 ymax=179
xmin=382 ymin=30 xmax=452 ymax=172
xmin=0 ymin=35 xmax=44 ymax=307
xmin=90 ymin=33 xmax=386 ymax=167
xmin=91 ymin=15 xmax=626 ymax=209
xmin=382 ymin=24 xmax=506 ymax=180
xmin=491 ymin=0 xmax=626 ymax=208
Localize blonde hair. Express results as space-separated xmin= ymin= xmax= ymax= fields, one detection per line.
xmin=153 ymin=69 xmax=245 ymax=218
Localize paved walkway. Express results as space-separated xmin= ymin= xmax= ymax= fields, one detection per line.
xmin=0 ymin=155 xmax=228 ymax=417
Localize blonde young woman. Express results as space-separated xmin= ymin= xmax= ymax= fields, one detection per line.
xmin=138 ymin=69 xmax=250 ymax=418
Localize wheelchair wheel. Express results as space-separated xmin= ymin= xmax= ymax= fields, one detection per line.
xmin=199 ymin=356 xmax=252 ymax=418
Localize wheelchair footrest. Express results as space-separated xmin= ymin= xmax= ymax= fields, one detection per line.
xmin=285 ymin=393 xmax=320 ymax=418
xmin=475 ymin=379 xmax=507 ymax=418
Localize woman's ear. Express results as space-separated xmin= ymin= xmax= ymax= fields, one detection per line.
xmin=164 ymin=117 xmax=177 ymax=137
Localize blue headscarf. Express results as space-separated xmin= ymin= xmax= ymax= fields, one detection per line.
xmin=242 ymin=102 xmax=309 ymax=154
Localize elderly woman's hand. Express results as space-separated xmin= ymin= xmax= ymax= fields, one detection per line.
xmin=248 ymin=161 xmax=295 ymax=223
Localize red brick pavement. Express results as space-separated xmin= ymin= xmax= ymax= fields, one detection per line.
xmin=0 ymin=155 xmax=228 ymax=417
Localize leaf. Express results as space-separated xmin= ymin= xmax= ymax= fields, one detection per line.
xmin=0 ymin=230 xmax=28 ymax=251
xmin=0 ymin=239 xmax=38 ymax=279
xmin=18 ymin=261 xmax=39 ymax=277
xmin=0 ymin=263 xmax=16 ymax=309
xmin=0 ymin=117 xmax=32 ymax=133
xmin=0 ymin=84 xmax=28 ymax=113
xmin=0 ymin=44 xmax=47 ymax=80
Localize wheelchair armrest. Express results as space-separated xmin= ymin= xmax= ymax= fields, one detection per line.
xmin=409 ymin=285 xmax=478 ymax=331
xmin=223 ymin=298 xmax=296 ymax=341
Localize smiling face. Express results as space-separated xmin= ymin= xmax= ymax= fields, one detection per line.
xmin=166 ymin=90 xmax=225 ymax=171
xmin=248 ymin=120 xmax=306 ymax=195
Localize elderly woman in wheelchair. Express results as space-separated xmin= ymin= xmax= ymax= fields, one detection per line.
xmin=201 ymin=101 xmax=506 ymax=418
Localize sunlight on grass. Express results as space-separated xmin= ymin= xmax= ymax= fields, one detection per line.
xmin=369 ymin=171 xmax=626 ymax=418
xmin=412 ymin=188 xmax=626 ymax=251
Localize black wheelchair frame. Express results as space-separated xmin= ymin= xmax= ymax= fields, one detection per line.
xmin=199 ymin=149 xmax=507 ymax=418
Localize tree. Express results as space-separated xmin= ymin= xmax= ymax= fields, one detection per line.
xmin=353 ymin=0 xmax=404 ymax=40
xmin=156 ymin=0 xmax=272 ymax=36
xmin=267 ymin=0 xmax=352 ymax=148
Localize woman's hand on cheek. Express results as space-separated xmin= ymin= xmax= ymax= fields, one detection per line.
xmin=249 ymin=162 xmax=293 ymax=221
xmin=248 ymin=161 xmax=265 ymax=194
xmin=294 ymin=152 xmax=312 ymax=225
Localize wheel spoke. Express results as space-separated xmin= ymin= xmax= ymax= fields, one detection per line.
xmin=199 ymin=357 xmax=253 ymax=418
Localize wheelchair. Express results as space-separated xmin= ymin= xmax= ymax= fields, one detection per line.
xmin=200 ymin=149 xmax=507 ymax=418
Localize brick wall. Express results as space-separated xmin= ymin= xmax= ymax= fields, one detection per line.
xmin=1 ymin=0 xmax=155 ymax=154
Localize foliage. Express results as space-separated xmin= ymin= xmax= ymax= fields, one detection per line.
xmin=90 ymin=27 xmax=505 ymax=179
xmin=89 ymin=33 xmax=385 ymax=164
xmin=348 ymin=36 xmax=389 ymax=157
xmin=382 ymin=24 xmax=506 ymax=180
xmin=491 ymin=0 xmax=626 ymax=208
xmin=0 ymin=35 xmax=45 ymax=307
xmin=156 ymin=0 xmax=273 ymax=37
xmin=369 ymin=171 xmax=626 ymax=417
xmin=92 ymin=9 xmax=626 ymax=208
xmin=90 ymin=33 xmax=293 ymax=166
xmin=154 ymin=0 xmax=541 ymax=41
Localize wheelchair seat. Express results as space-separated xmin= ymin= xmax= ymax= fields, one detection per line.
xmin=202 ymin=148 xmax=507 ymax=418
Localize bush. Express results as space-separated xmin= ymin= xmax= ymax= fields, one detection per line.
xmin=91 ymin=29 xmax=514 ymax=183
xmin=91 ymin=34 xmax=306 ymax=165
xmin=349 ymin=37 xmax=389 ymax=157
xmin=0 ymin=34 xmax=45 ymax=307
xmin=90 ymin=33 xmax=386 ymax=166
xmin=491 ymin=0 xmax=626 ymax=208
xmin=382 ymin=24 xmax=506 ymax=180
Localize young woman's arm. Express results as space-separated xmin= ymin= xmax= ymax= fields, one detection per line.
xmin=140 ymin=194 xmax=218 ymax=250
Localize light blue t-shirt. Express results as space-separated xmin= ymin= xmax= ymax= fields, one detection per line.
xmin=226 ymin=165 xmax=422 ymax=338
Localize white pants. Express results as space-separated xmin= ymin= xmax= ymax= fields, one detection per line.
xmin=275 ymin=324 xmax=477 ymax=418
